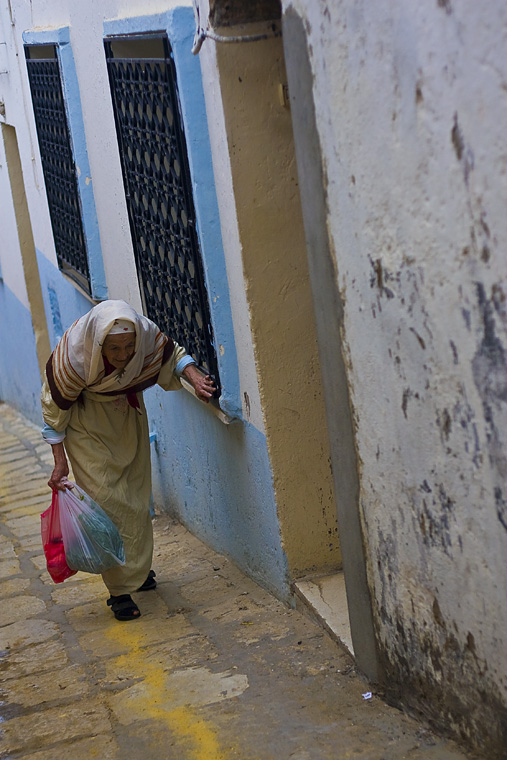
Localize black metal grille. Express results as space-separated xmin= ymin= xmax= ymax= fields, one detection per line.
xmin=25 ymin=46 xmax=91 ymax=293
xmin=105 ymin=37 xmax=220 ymax=389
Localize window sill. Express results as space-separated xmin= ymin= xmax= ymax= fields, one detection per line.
xmin=61 ymin=271 xmax=99 ymax=305
xmin=180 ymin=375 xmax=234 ymax=425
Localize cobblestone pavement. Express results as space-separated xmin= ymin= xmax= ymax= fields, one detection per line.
xmin=0 ymin=402 xmax=473 ymax=760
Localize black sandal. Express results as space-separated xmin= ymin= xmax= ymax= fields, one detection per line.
xmin=107 ymin=594 xmax=141 ymax=621
xmin=136 ymin=569 xmax=157 ymax=592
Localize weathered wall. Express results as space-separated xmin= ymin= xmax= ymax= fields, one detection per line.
xmin=282 ymin=0 xmax=507 ymax=754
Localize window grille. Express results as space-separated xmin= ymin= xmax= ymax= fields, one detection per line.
xmin=25 ymin=45 xmax=91 ymax=294
xmin=104 ymin=36 xmax=220 ymax=391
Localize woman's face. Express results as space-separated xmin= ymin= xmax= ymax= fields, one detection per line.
xmin=102 ymin=333 xmax=136 ymax=369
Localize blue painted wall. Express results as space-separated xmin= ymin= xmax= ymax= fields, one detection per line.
xmin=0 ymin=253 xmax=91 ymax=422
xmin=0 ymin=282 xmax=43 ymax=424
xmin=37 ymin=250 xmax=91 ymax=350
xmin=145 ymin=384 xmax=289 ymax=599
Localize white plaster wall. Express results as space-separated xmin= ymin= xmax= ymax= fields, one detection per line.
xmin=0 ymin=0 xmax=57 ymax=290
xmin=283 ymin=0 xmax=507 ymax=745
xmin=64 ymin=0 xmax=142 ymax=309
xmin=0 ymin=128 xmax=29 ymax=308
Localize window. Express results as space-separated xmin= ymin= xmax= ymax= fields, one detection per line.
xmin=25 ymin=45 xmax=91 ymax=294
xmin=105 ymin=35 xmax=220 ymax=389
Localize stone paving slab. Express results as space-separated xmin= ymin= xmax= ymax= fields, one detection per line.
xmin=1 ymin=594 xmax=47 ymax=626
xmin=2 ymin=700 xmax=113 ymax=754
xmin=0 ymin=618 xmax=60 ymax=650
xmin=7 ymin=514 xmax=45 ymax=538
xmin=0 ymin=577 xmax=30 ymax=598
xmin=0 ymin=494 xmax=51 ymax=513
xmin=0 ymin=541 xmax=17 ymax=560
xmin=0 ymin=557 xmax=21 ymax=578
xmin=5 ymin=663 xmax=90 ymax=707
xmin=20 ymin=536 xmax=49 ymax=552
xmin=0 ymin=639 xmax=69 ymax=681
xmin=0 ymin=402 xmax=475 ymax=760
xmin=20 ymin=735 xmax=120 ymax=760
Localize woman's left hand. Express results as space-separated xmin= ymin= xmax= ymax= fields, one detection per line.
xmin=182 ymin=365 xmax=217 ymax=403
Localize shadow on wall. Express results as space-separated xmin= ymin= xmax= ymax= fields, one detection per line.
xmin=0 ymin=281 xmax=43 ymax=424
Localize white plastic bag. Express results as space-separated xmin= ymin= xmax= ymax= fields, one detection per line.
xmin=58 ymin=483 xmax=125 ymax=574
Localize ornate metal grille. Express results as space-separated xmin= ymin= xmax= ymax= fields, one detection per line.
xmin=105 ymin=37 xmax=220 ymax=389
xmin=25 ymin=46 xmax=91 ymax=293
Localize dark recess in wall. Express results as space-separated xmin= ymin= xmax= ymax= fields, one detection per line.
xmin=209 ymin=0 xmax=281 ymax=27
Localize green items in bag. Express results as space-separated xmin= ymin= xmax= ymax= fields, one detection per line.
xmin=58 ymin=483 xmax=125 ymax=574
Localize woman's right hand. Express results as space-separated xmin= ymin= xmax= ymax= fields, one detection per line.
xmin=48 ymin=464 xmax=71 ymax=491
xmin=48 ymin=443 xmax=72 ymax=491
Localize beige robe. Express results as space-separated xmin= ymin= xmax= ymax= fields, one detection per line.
xmin=41 ymin=344 xmax=186 ymax=596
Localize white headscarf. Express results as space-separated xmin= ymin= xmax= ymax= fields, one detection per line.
xmin=46 ymin=300 xmax=173 ymax=410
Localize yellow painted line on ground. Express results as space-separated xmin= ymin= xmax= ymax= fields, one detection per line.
xmin=106 ymin=624 xmax=228 ymax=760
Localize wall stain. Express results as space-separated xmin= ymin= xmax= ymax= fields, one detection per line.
xmin=494 ymin=488 xmax=506 ymax=531
xmin=401 ymin=388 xmax=412 ymax=418
xmin=432 ymin=598 xmax=446 ymax=628
xmin=376 ymin=527 xmax=400 ymax=623
xmin=409 ymin=327 xmax=426 ymax=349
xmin=436 ymin=408 xmax=452 ymax=441
xmin=471 ymin=283 xmax=507 ymax=530
xmin=449 ymin=340 xmax=459 ymax=364
xmin=414 ymin=484 xmax=456 ymax=555
xmin=491 ymin=282 xmax=506 ymax=317
xmin=437 ymin=0 xmax=453 ymax=14
xmin=451 ymin=389 xmax=482 ymax=468
xmin=370 ymin=258 xmax=395 ymax=299
xmin=48 ymin=286 xmax=63 ymax=343
xmin=243 ymin=391 xmax=251 ymax=419
xmin=451 ymin=114 xmax=464 ymax=160
xmin=375 ymin=605 xmax=507 ymax=760
xmin=451 ymin=113 xmax=474 ymax=184
xmin=480 ymin=213 xmax=490 ymax=239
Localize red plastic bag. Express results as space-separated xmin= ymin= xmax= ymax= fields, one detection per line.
xmin=41 ymin=490 xmax=77 ymax=583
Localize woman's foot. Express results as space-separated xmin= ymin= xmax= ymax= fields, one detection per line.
xmin=136 ymin=569 xmax=157 ymax=591
xmin=107 ymin=594 xmax=141 ymax=621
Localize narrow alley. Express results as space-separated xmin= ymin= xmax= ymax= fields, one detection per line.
xmin=0 ymin=401 xmax=472 ymax=760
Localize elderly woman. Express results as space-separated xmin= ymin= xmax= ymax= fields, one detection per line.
xmin=41 ymin=299 xmax=215 ymax=620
